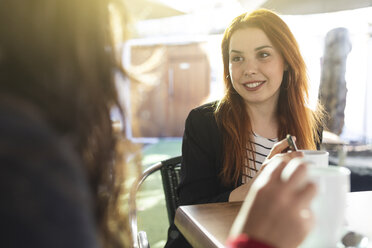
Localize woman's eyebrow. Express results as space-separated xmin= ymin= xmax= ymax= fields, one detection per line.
xmin=230 ymin=49 xmax=243 ymax=54
xmin=254 ymin=45 xmax=272 ymax=51
xmin=230 ymin=45 xmax=273 ymax=54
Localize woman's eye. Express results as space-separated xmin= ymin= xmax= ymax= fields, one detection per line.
xmin=258 ymin=52 xmax=270 ymax=59
xmin=231 ymin=56 xmax=243 ymax=62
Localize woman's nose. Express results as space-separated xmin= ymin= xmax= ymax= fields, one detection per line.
xmin=243 ymin=60 xmax=257 ymax=76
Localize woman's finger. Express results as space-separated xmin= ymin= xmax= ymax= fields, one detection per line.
xmin=279 ymin=151 xmax=304 ymax=163
xmin=296 ymin=182 xmax=317 ymax=209
xmin=268 ymin=159 xmax=288 ymax=182
xmin=285 ymin=163 xmax=308 ymax=190
xmin=263 ymin=150 xmax=303 ymax=170
xmin=267 ymin=138 xmax=290 ymax=159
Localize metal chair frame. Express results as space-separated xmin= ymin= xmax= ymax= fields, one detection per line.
xmin=129 ymin=156 xmax=182 ymax=248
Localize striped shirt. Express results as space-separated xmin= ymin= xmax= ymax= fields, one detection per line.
xmin=242 ymin=133 xmax=278 ymax=184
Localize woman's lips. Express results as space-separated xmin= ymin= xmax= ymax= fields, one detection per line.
xmin=243 ymin=81 xmax=265 ymax=91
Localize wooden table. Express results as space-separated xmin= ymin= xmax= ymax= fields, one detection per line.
xmin=175 ymin=191 xmax=372 ymax=248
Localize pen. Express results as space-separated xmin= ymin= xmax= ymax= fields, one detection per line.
xmin=286 ymin=134 xmax=298 ymax=151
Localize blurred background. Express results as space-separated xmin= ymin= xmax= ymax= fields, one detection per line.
xmin=119 ymin=1 xmax=372 ymax=247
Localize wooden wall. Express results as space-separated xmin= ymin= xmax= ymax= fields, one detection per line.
xmin=129 ymin=42 xmax=210 ymax=138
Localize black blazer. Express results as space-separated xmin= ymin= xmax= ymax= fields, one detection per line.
xmin=178 ymin=101 xmax=323 ymax=205
xmin=177 ymin=101 xmax=238 ymax=205
xmin=166 ymin=101 xmax=232 ymax=248
xmin=165 ymin=101 xmax=323 ymax=247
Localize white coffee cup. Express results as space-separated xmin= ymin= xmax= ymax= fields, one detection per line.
xmin=300 ymin=150 xmax=329 ymax=167
xmin=300 ymin=166 xmax=351 ymax=248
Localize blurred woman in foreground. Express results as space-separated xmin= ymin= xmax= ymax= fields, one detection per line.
xmin=0 ymin=0 xmax=130 ymax=247
xmin=0 ymin=1 xmax=315 ymax=248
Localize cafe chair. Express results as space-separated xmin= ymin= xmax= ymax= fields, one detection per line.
xmin=129 ymin=156 xmax=182 ymax=248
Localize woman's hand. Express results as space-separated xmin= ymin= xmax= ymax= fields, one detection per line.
xmin=259 ymin=137 xmax=303 ymax=175
xmin=228 ymin=138 xmax=303 ymax=202
xmin=228 ymin=180 xmax=254 ymax=202
xmin=229 ymin=156 xmax=316 ymax=248
xmin=266 ymin=136 xmax=298 ymax=160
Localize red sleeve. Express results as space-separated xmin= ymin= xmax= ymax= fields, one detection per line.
xmin=226 ymin=234 xmax=275 ymax=248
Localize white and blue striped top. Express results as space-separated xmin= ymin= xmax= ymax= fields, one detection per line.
xmin=242 ymin=133 xmax=278 ymax=184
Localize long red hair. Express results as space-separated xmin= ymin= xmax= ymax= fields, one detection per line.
xmin=215 ymin=9 xmax=324 ymax=186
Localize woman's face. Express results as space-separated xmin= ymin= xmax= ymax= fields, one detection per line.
xmin=228 ymin=27 xmax=286 ymax=107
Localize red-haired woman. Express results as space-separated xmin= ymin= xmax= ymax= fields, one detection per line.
xmin=166 ymin=9 xmax=323 ymax=247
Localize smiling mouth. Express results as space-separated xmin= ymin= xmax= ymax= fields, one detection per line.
xmin=243 ymin=81 xmax=265 ymax=89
